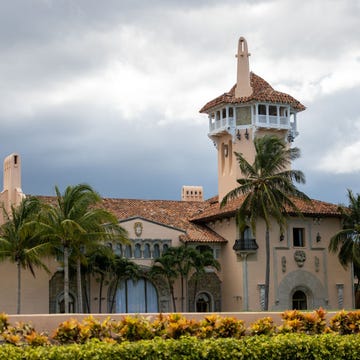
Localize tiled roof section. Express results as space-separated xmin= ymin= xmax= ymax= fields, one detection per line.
xmin=199 ymin=72 xmax=306 ymax=113
xmin=36 ymin=196 xmax=227 ymax=244
xmin=191 ymin=196 xmax=341 ymax=222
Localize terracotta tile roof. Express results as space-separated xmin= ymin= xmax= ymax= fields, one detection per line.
xmin=36 ymin=196 xmax=227 ymax=244
xmin=191 ymin=196 xmax=341 ymax=222
xmin=199 ymin=72 xmax=306 ymax=113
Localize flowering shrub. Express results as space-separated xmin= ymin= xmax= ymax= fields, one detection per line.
xmin=248 ymin=316 xmax=275 ymax=336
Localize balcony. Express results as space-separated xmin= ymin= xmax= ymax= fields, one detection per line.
xmin=209 ymin=117 xmax=235 ymax=134
xmin=233 ymin=238 xmax=258 ymax=254
xmin=255 ymin=114 xmax=290 ymax=129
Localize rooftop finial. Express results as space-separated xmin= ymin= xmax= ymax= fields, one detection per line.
xmin=235 ymin=37 xmax=252 ymax=98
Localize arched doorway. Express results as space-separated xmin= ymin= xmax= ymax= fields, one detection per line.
xmin=292 ymin=290 xmax=307 ymax=310
xmin=114 ymin=278 xmax=158 ymax=313
xmin=196 ymin=292 xmax=212 ymax=312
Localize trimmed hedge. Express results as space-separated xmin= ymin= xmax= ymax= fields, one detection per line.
xmin=0 ymin=334 xmax=360 ymax=360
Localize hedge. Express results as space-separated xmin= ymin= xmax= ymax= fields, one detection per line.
xmin=0 ymin=334 xmax=360 ymax=360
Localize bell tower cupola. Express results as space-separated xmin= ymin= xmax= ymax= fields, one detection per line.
xmin=200 ymin=37 xmax=306 ymax=201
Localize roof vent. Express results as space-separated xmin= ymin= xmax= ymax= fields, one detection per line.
xmin=181 ymin=186 xmax=204 ymax=202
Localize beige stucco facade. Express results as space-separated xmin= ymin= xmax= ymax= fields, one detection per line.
xmin=0 ymin=37 xmax=355 ymax=315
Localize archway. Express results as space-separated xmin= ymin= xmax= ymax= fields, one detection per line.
xmin=195 ymin=292 xmax=212 ymax=312
xmin=292 ymin=290 xmax=307 ymax=310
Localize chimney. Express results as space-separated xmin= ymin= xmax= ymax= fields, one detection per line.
xmin=235 ymin=37 xmax=252 ymax=98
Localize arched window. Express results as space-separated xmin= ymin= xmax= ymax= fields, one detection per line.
xmin=292 ymin=290 xmax=307 ymax=310
xmin=57 ymin=293 xmax=76 ymax=313
xmin=115 ymin=278 xmax=158 ymax=313
xmin=114 ymin=244 xmax=122 ymax=256
xmin=134 ymin=244 xmax=142 ymax=258
xmin=196 ymin=292 xmax=212 ymax=312
xmin=125 ymin=245 xmax=132 ymax=258
xmin=153 ymin=244 xmax=160 ymax=259
xmin=143 ymin=243 xmax=151 ymax=258
xmin=162 ymin=243 xmax=169 ymax=254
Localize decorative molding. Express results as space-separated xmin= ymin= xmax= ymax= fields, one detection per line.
xmin=134 ymin=222 xmax=143 ymax=237
xmin=281 ymin=256 xmax=287 ymax=273
xmin=294 ymin=250 xmax=306 ymax=267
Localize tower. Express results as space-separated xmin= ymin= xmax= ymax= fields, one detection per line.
xmin=200 ymin=37 xmax=305 ymax=201
xmin=0 ymin=153 xmax=25 ymax=219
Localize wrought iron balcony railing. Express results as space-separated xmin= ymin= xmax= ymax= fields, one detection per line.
xmin=233 ymin=238 xmax=258 ymax=253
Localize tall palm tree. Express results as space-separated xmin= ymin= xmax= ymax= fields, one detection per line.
xmin=221 ymin=134 xmax=309 ymax=310
xmin=0 ymin=197 xmax=50 ymax=314
xmin=40 ymin=184 xmax=128 ymax=313
xmin=329 ymin=189 xmax=360 ymax=291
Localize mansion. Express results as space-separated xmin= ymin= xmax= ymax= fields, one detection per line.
xmin=0 ymin=37 xmax=354 ymax=314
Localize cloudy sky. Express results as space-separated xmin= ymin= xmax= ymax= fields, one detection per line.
xmin=0 ymin=0 xmax=359 ymax=205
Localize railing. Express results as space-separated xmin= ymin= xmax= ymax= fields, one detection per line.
xmin=209 ymin=117 xmax=235 ymax=132
xmin=233 ymin=238 xmax=258 ymax=252
xmin=256 ymin=115 xmax=290 ymax=129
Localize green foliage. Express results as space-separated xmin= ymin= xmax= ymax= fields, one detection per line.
xmin=1 ymin=335 xmax=360 ymax=360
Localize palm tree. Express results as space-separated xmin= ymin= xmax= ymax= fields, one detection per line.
xmin=329 ymin=189 xmax=360 ymax=293
xmin=108 ymin=255 xmax=141 ymax=313
xmin=191 ymin=248 xmax=221 ymax=310
xmin=40 ymin=184 xmax=128 ymax=313
xmin=150 ymin=252 xmax=178 ymax=311
xmin=221 ymin=134 xmax=309 ymax=310
xmin=85 ymin=246 xmax=114 ymax=313
xmin=0 ymin=197 xmax=50 ymax=314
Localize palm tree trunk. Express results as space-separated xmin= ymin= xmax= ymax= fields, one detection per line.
xmin=98 ymin=274 xmax=104 ymax=313
xmin=76 ymin=258 xmax=83 ymax=313
xmin=17 ymin=261 xmax=21 ymax=314
xmin=64 ymin=246 xmax=70 ymax=313
xmin=264 ymin=227 xmax=270 ymax=311
xmin=180 ymin=275 xmax=184 ymax=312
xmin=170 ymin=285 xmax=176 ymax=312
xmin=110 ymin=277 xmax=119 ymax=313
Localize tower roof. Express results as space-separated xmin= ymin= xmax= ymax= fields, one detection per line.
xmin=200 ymin=72 xmax=306 ymax=113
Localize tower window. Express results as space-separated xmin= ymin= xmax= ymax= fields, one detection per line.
xmin=258 ymin=104 xmax=266 ymax=115
xmin=293 ymin=228 xmax=305 ymax=247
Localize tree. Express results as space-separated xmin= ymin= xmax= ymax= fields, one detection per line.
xmin=329 ymin=189 xmax=360 ymax=294
xmin=108 ymin=255 xmax=141 ymax=313
xmin=40 ymin=184 xmax=128 ymax=313
xmin=150 ymin=252 xmax=179 ymax=311
xmin=191 ymin=247 xmax=221 ymax=310
xmin=221 ymin=134 xmax=309 ymax=310
xmin=0 ymin=197 xmax=50 ymax=314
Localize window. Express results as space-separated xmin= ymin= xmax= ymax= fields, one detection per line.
xmin=196 ymin=245 xmax=213 ymax=256
xmin=134 ymin=244 xmax=141 ymax=258
xmin=258 ymin=104 xmax=266 ymax=115
xmin=125 ymin=245 xmax=132 ymax=258
xmin=162 ymin=243 xmax=169 ymax=254
xmin=269 ymin=105 xmax=277 ymax=116
xmin=293 ymin=228 xmax=305 ymax=247
xmin=292 ymin=290 xmax=307 ymax=310
xmin=143 ymin=244 xmax=151 ymax=258
xmin=114 ymin=244 xmax=122 ymax=256
xmin=153 ymin=244 xmax=160 ymax=259
xmin=116 ymin=278 xmax=158 ymax=313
